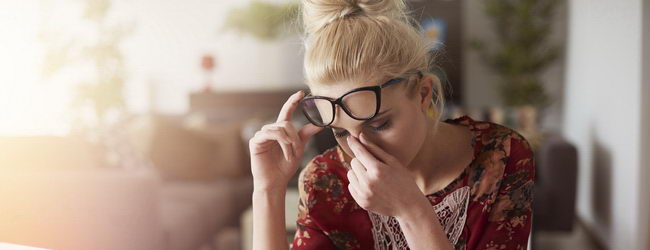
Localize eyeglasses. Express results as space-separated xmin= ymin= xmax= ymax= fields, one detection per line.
xmin=299 ymin=71 xmax=423 ymax=127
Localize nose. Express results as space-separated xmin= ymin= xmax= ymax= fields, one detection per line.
xmin=347 ymin=131 xmax=361 ymax=139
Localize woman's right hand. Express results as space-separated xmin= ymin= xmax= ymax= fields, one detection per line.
xmin=249 ymin=90 xmax=324 ymax=192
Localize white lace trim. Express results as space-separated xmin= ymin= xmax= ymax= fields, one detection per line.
xmin=368 ymin=186 xmax=470 ymax=249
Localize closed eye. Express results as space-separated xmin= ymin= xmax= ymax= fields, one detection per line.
xmin=332 ymin=120 xmax=391 ymax=138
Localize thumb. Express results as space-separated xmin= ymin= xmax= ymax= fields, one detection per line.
xmin=299 ymin=123 xmax=324 ymax=143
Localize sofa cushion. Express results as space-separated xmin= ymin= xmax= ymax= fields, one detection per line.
xmin=0 ymin=169 xmax=165 ymax=250
xmin=149 ymin=115 xmax=250 ymax=182
xmin=159 ymin=178 xmax=254 ymax=250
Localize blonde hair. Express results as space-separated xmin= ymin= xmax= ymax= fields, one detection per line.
xmin=300 ymin=0 xmax=446 ymax=122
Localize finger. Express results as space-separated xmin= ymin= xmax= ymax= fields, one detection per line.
xmin=266 ymin=124 xmax=299 ymax=159
xmin=347 ymin=135 xmax=383 ymax=171
xmin=280 ymin=140 xmax=293 ymax=161
xmin=298 ymin=123 xmax=324 ymax=142
xmin=358 ymin=132 xmax=396 ymax=165
xmin=259 ymin=130 xmax=294 ymax=161
xmin=347 ymin=180 xmax=364 ymax=205
xmin=347 ymin=169 xmax=360 ymax=186
xmin=253 ymin=128 xmax=293 ymax=146
xmin=253 ymin=129 xmax=294 ymax=161
xmin=276 ymin=90 xmax=304 ymax=123
xmin=347 ymin=180 xmax=368 ymax=208
xmin=282 ymin=122 xmax=302 ymax=156
xmin=349 ymin=157 xmax=369 ymax=186
xmin=348 ymin=182 xmax=361 ymax=203
xmin=281 ymin=122 xmax=301 ymax=145
xmin=262 ymin=126 xmax=294 ymax=147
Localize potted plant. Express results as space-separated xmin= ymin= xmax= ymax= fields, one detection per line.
xmin=41 ymin=0 xmax=146 ymax=170
xmin=222 ymin=0 xmax=301 ymax=41
xmin=469 ymin=0 xmax=563 ymax=148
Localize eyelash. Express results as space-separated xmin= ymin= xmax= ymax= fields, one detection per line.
xmin=332 ymin=120 xmax=391 ymax=138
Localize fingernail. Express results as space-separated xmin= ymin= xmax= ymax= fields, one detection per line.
xmin=292 ymin=91 xmax=302 ymax=101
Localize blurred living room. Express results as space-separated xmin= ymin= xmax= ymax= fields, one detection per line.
xmin=0 ymin=0 xmax=649 ymax=249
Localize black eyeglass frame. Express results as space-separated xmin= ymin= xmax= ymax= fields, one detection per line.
xmin=299 ymin=71 xmax=424 ymax=127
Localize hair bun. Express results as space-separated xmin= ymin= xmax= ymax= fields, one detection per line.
xmin=302 ymin=0 xmax=408 ymax=34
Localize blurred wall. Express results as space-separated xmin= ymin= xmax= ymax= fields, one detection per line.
xmin=0 ymin=0 xmax=305 ymax=135
xmin=641 ymin=1 xmax=650 ymax=249
xmin=125 ymin=0 xmax=572 ymax=123
xmin=563 ymin=0 xmax=647 ymax=249
xmin=123 ymin=0 xmax=572 ymax=126
xmin=117 ymin=0 xmax=305 ymax=114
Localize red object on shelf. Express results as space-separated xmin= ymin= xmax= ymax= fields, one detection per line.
xmin=201 ymin=55 xmax=215 ymax=72
xmin=201 ymin=54 xmax=217 ymax=92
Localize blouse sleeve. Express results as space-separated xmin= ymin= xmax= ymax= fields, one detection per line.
xmin=475 ymin=132 xmax=536 ymax=250
xmin=290 ymin=162 xmax=336 ymax=250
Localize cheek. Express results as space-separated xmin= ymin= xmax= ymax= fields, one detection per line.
xmin=382 ymin=111 xmax=428 ymax=165
xmin=381 ymin=133 xmax=412 ymax=166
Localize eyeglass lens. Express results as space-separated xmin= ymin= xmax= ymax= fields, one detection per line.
xmin=301 ymin=89 xmax=378 ymax=126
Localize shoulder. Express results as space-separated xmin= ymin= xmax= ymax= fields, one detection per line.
xmin=457 ymin=116 xmax=535 ymax=202
xmin=505 ymin=129 xmax=535 ymax=177
xmin=462 ymin=122 xmax=535 ymax=250
xmin=479 ymin=121 xmax=535 ymax=183
xmin=480 ymin=125 xmax=535 ymax=228
xmin=448 ymin=115 xmax=533 ymax=166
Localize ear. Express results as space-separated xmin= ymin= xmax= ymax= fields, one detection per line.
xmin=418 ymin=73 xmax=436 ymax=113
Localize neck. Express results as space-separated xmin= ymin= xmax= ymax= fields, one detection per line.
xmin=406 ymin=120 xmax=470 ymax=194
xmin=406 ymin=119 xmax=448 ymax=174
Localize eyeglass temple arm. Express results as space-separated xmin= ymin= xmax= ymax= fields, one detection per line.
xmin=381 ymin=70 xmax=423 ymax=88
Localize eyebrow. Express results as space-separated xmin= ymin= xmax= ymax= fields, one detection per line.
xmin=328 ymin=108 xmax=392 ymax=130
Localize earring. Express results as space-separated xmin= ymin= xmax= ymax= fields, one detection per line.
xmin=426 ymin=102 xmax=435 ymax=118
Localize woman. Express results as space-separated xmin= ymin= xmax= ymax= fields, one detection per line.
xmin=248 ymin=0 xmax=535 ymax=249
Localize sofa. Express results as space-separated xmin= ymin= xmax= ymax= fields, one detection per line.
xmin=0 ymin=168 xmax=166 ymax=250
xmin=0 ymin=112 xmax=255 ymax=250
xmin=530 ymin=132 xmax=579 ymax=248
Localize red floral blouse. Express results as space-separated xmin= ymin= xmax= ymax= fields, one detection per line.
xmin=290 ymin=115 xmax=535 ymax=250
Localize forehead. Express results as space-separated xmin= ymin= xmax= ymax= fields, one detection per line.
xmin=308 ymin=80 xmax=378 ymax=99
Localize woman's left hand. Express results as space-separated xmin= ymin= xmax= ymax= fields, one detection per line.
xmin=345 ymin=132 xmax=431 ymax=219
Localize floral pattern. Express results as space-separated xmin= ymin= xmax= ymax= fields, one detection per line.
xmin=290 ymin=115 xmax=535 ymax=250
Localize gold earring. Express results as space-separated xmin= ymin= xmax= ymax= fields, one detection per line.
xmin=426 ymin=102 xmax=435 ymax=118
